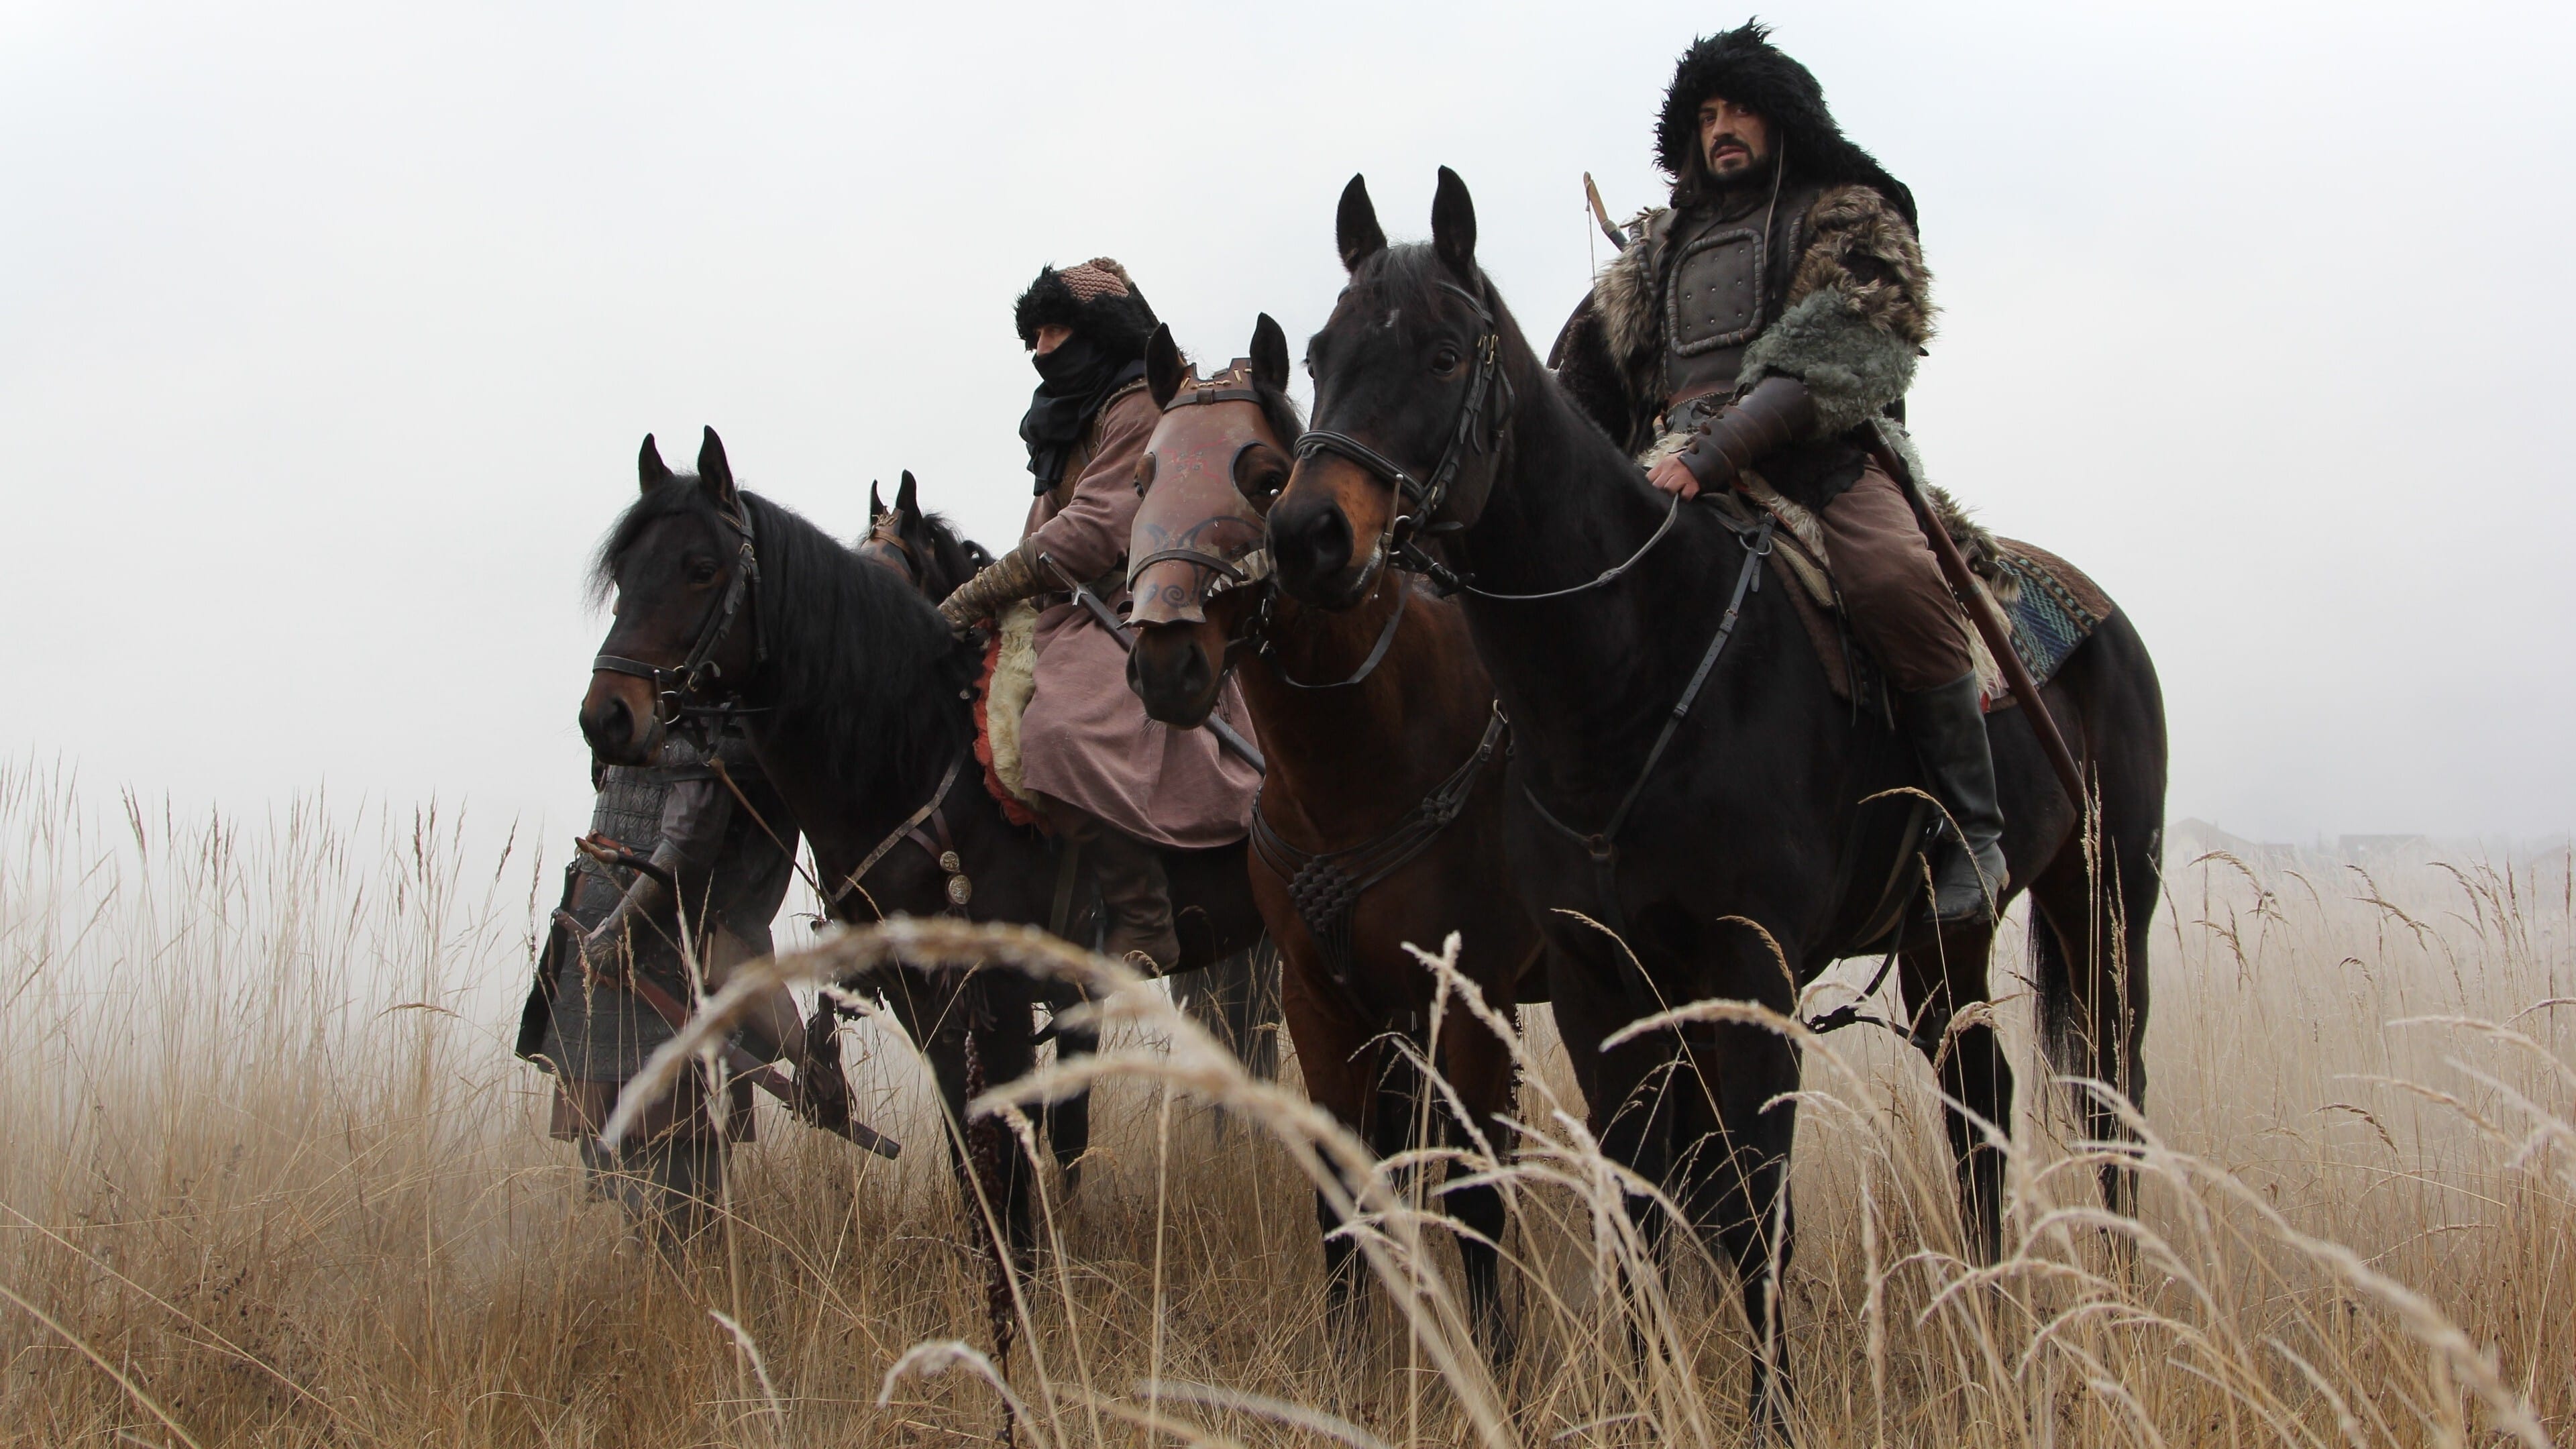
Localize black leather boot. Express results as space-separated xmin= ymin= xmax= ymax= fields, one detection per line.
xmin=1904 ymin=671 xmax=2008 ymax=923
xmin=1087 ymin=827 xmax=1182 ymax=973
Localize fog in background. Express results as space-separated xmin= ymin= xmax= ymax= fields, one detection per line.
xmin=5 ymin=0 xmax=2571 ymax=852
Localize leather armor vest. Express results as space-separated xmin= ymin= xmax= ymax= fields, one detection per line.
xmin=1656 ymin=185 xmax=1817 ymax=411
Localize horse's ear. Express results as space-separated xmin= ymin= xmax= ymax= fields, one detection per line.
xmin=639 ymin=434 xmax=674 ymax=494
xmin=1145 ymin=323 xmax=1185 ymax=409
xmin=1250 ymin=313 xmax=1290 ymax=394
xmin=696 ymin=426 xmax=737 ymax=508
xmin=896 ymin=470 xmax=920 ymax=519
xmin=1336 ymin=174 xmax=1387 ymax=273
xmin=1430 ymin=166 xmax=1477 ymax=280
xmin=869 ymin=481 xmax=886 ymax=522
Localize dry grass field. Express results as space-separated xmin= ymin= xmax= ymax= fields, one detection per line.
xmin=2 ymin=757 xmax=2569 ymax=1448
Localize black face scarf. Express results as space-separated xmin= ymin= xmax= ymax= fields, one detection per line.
xmin=1020 ymin=334 xmax=1147 ymax=495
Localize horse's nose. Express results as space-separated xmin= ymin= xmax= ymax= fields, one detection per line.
xmin=579 ymin=692 xmax=634 ymax=757
xmin=1128 ymin=627 xmax=1218 ymax=727
xmin=1268 ymin=491 xmax=1354 ymax=602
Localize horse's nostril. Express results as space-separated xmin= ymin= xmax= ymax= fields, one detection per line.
xmin=581 ymin=696 xmax=631 ymax=754
xmin=1273 ymin=498 xmax=1354 ymax=584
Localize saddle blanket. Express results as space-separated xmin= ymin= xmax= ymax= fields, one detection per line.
xmin=1740 ymin=483 xmax=2113 ymax=712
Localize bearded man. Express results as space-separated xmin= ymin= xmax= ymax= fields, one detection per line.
xmin=939 ymin=258 xmax=1260 ymax=969
xmin=1552 ymin=21 xmax=2004 ymax=922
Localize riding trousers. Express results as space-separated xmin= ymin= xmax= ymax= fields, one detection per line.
xmin=1813 ymin=458 xmax=1975 ymax=693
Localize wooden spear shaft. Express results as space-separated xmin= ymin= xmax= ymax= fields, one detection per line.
xmin=1862 ymin=431 xmax=2090 ymax=814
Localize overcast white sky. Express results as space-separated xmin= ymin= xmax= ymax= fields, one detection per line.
xmin=5 ymin=0 xmax=2571 ymax=849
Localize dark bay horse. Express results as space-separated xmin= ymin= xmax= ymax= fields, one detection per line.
xmin=1122 ymin=317 xmax=1541 ymax=1353
xmin=1265 ymin=172 xmax=2167 ymax=1426
xmin=578 ymin=429 xmax=1267 ymax=1340
xmin=859 ymin=468 xmax=1287 ymax=1134
xmin=858 ymin=468 xmax=1114 ymax=1173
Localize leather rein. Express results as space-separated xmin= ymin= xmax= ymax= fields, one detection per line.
xmin=593 ymin=501 xmax=769 ymax=725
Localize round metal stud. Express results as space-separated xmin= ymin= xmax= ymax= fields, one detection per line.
xmin=937 ymin=850 xmax=962 ymax=875
xmin=946 ymin=873 xmax=973 ymax=908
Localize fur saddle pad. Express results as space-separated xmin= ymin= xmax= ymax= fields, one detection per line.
xmin=1723 ymin=479 xmax=2112 ymax=713
xmin=975 ymin=601 xmax=1044 ymax=828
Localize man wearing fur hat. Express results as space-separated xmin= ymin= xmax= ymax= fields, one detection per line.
xmin=939 ymin=259 xmax=1260 ymax=969
xmin=1552 ymin=21 xmax=2003 ymax=922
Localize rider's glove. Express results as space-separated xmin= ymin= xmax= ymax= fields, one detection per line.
xmin=937 ymin=546 xmax=1042 ymax=630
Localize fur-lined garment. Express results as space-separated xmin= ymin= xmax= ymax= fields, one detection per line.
xmin=1550 ymin=182 xmax=1933 ymax=508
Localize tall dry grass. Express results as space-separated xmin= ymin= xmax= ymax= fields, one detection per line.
xmin=2 ymin=760 xmax=2567 ymax=1448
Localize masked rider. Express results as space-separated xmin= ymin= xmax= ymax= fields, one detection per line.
xmin=1551 ymin=21 xmax=2004 ymax=922
xmin=938 ymin=258 xmax=1260 ymax=969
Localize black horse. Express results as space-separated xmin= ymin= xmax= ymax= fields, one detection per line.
xmin=1266 ymin=172 xmax=2167 ymax=1426
xmin=859 ymin=468 xmax=1287 ymax=1140
xmin=859 ymin=468 xmax=1123 ymax=1173
xmin=578 ymin=431 xmax=1267 ymax=1337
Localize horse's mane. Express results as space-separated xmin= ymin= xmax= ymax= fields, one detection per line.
xmin=594 ymin=480 xmax=978 ymax=804
xmin=1251 ymin=380 xmax=1305 ymax=451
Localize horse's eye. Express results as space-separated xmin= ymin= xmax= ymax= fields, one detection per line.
xmin=1432 ymin=345 xmax=1462 ymax=376
xmin=688 ymin=557 xmax=720 ymax=584
xmin=1134 ymin=453 xmax=1157 ymax=496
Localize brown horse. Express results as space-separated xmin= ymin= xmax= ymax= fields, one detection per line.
xmin=1123 ymin=317 xmax=1541 ymax=1355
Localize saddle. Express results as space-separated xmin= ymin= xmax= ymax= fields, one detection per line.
xmin=1716 ymin=476 xmax=2114 ymax=713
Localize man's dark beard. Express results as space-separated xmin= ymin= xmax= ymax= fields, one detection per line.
xmin=1674 ymin=135 xmax=1778 ymax=211
xmin=1703 ymin=139 xmax=1778 ymax=193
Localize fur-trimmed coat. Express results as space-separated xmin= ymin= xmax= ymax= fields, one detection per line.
xmin=1550 ymin=181 xmax=1933 ymax=509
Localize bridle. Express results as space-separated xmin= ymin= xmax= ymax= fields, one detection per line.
xmin=1291 ymin=277 xmax=1515 ymax=578
xmin=858 ymin=511 xmax=924 ymax=589
xmin=592 ymin=500 xmax=768 ymax=725
xmin=1132 ymin=370 xmax=1407 ymax=692
xmin=1296 ymin=272 xmax=1688 ymax=604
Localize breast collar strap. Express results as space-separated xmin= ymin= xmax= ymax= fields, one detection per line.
xmin=830 ymin=748 xmax=973 ymax=920
xmin=1293 ymin=279 xmax=1514 ymax=550
xmin=593 ymin=502 xmax=768 ymax=724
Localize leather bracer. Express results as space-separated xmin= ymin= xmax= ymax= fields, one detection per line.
xmin=938 ymin=544 xmax=1042 ymax=628
xmin=1674 ymin=376 xmax=1819 ymax=492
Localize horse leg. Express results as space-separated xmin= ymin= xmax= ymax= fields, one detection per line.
xmin=2028 ymin=833 xmax=2156 ymax=1218
xmin=1279 ymin=949 xmax=1377 ymax=1343
xmin=1672 ymin=1014 xmax=1801 ymax=1440
xmin=1036 ymin=981 xmax=1098 ymax=1194
xmin=1438 ymin=992 xmax=1519 ymax=1365
xmin=1900 ymin=922 xmax=2012 ymax=1263
xmin=1546 ymin=939 xmax=1680 ymax=1340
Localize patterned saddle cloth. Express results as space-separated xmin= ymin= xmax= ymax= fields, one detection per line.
xmin=1721 ymin=480 xmax=2114 ymax=713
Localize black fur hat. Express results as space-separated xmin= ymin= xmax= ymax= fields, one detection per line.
xmin=1012 ymin=257 xmax=1159 ymax=361
xmin=1656 ymin=20 xmax=1916 ymax=229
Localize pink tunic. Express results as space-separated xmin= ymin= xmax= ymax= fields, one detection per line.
xmin=1016 ymin=382 xmax=1261 ymax=849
